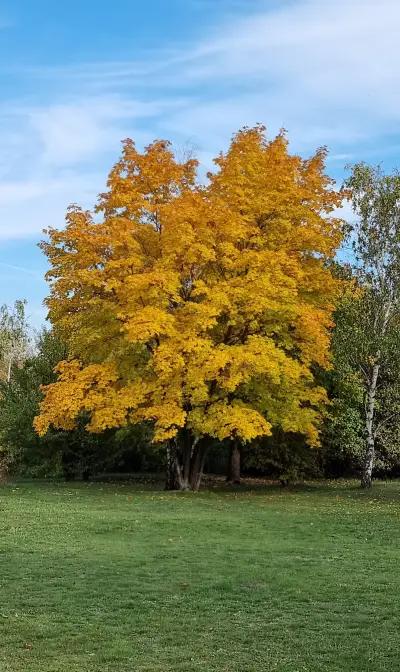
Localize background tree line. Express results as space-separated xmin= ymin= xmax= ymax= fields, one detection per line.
xmin=1 ymin=128 xmax=400 ymax=489
xmin=1 ymin=297 xmax=400 ymax=487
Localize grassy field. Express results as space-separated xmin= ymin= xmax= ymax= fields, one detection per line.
xmin=1 ymin=480 xmax=400 ymax=671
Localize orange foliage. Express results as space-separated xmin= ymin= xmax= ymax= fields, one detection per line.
xmin=34 ymin=126 xmax=344 ymax=445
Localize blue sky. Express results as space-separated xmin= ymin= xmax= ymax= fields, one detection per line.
xmin=0 ymin=0 xmax=399 ymax=328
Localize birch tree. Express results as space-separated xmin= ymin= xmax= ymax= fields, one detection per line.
xmin=0 ymin=300 xmax=30 ymax=382
xmin=340 ymin=164 xmax=400 ymax=488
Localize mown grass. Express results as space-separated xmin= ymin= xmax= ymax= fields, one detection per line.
xmin=1 ymin=479 xmax=400 ymax=671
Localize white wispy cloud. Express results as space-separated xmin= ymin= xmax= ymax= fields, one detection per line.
xmin=161 ymin=0 xmax=400 ymax=148
xmin=0 ymin=0 xmax=399 ymax=242
xmin=0 ymin=95 xmax=186 ymax=238
xmin=0 ymin=172 xmax=103 ymax=239
xmin=28 ymin=96 xmax=179 ymax=167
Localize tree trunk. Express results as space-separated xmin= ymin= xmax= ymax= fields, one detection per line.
xmin=7 ymin=356 xmax=12 ymax=383
xmin=189 ymin=441 xmax=209 ymax=491
xmin=0 ymin=457 xmax=9 ymax=484
xmin=165 ymin=433 xmax=208 ymax=491
xmin=361 ymin=363 xmax=379 ymax=488
xmin=165 ymin=441 xmax=180 ymax=490
xmin=181 ymin=429 xmax=193 ymax=490
xmin=226 ymin=441 xmax=241 ymax=484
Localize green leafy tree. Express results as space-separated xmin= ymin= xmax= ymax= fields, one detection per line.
xmin=338 ymin=164 xmax=400 ymax=487
xmin=0 ymin=329 xmax=66 ymax=476
xmin=242 ymin=428 xmax=322 ymax=483
xmin=0 ymin=329 xmax=157 ymax=480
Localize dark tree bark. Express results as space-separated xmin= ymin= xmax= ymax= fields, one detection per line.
xmin=0 ymin=460 xmax=9 ymax=484
xmin=61 ymin=451 xmax=76 ymax=481
xmin=189 ymin=441 xmax=209 ymax=491
xmin=165 ymin=441 xmax=180 ymax=490
xmin=226 ymin=440 xmax=241 ymax=484
xmin=165 ymin=432 xmax=209 ymax=491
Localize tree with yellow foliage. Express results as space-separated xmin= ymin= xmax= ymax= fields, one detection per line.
xmin=34 ymin=125 xmax=344 ymax=490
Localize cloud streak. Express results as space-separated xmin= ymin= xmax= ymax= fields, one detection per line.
xmin=0 ymin=261 xmax=42 ymax=277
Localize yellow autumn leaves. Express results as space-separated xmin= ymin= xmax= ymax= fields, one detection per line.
xmin=34 ymin=125 xmax=344 ymax=446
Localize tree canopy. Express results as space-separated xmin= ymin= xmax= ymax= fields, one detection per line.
xmin=34 ymin=126 xmax=344 ymax=488
xmin=335 ymin=164 xmax=400 ymax=487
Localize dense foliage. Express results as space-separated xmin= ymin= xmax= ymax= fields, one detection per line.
xmin=0 ymin=330 xmax=156 ymax=479
xmin=33 ymin=126 xmax=344 ymax=489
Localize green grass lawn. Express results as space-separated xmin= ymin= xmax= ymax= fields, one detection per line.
xmin=1 ymin=479 xmax=400 ymax=671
